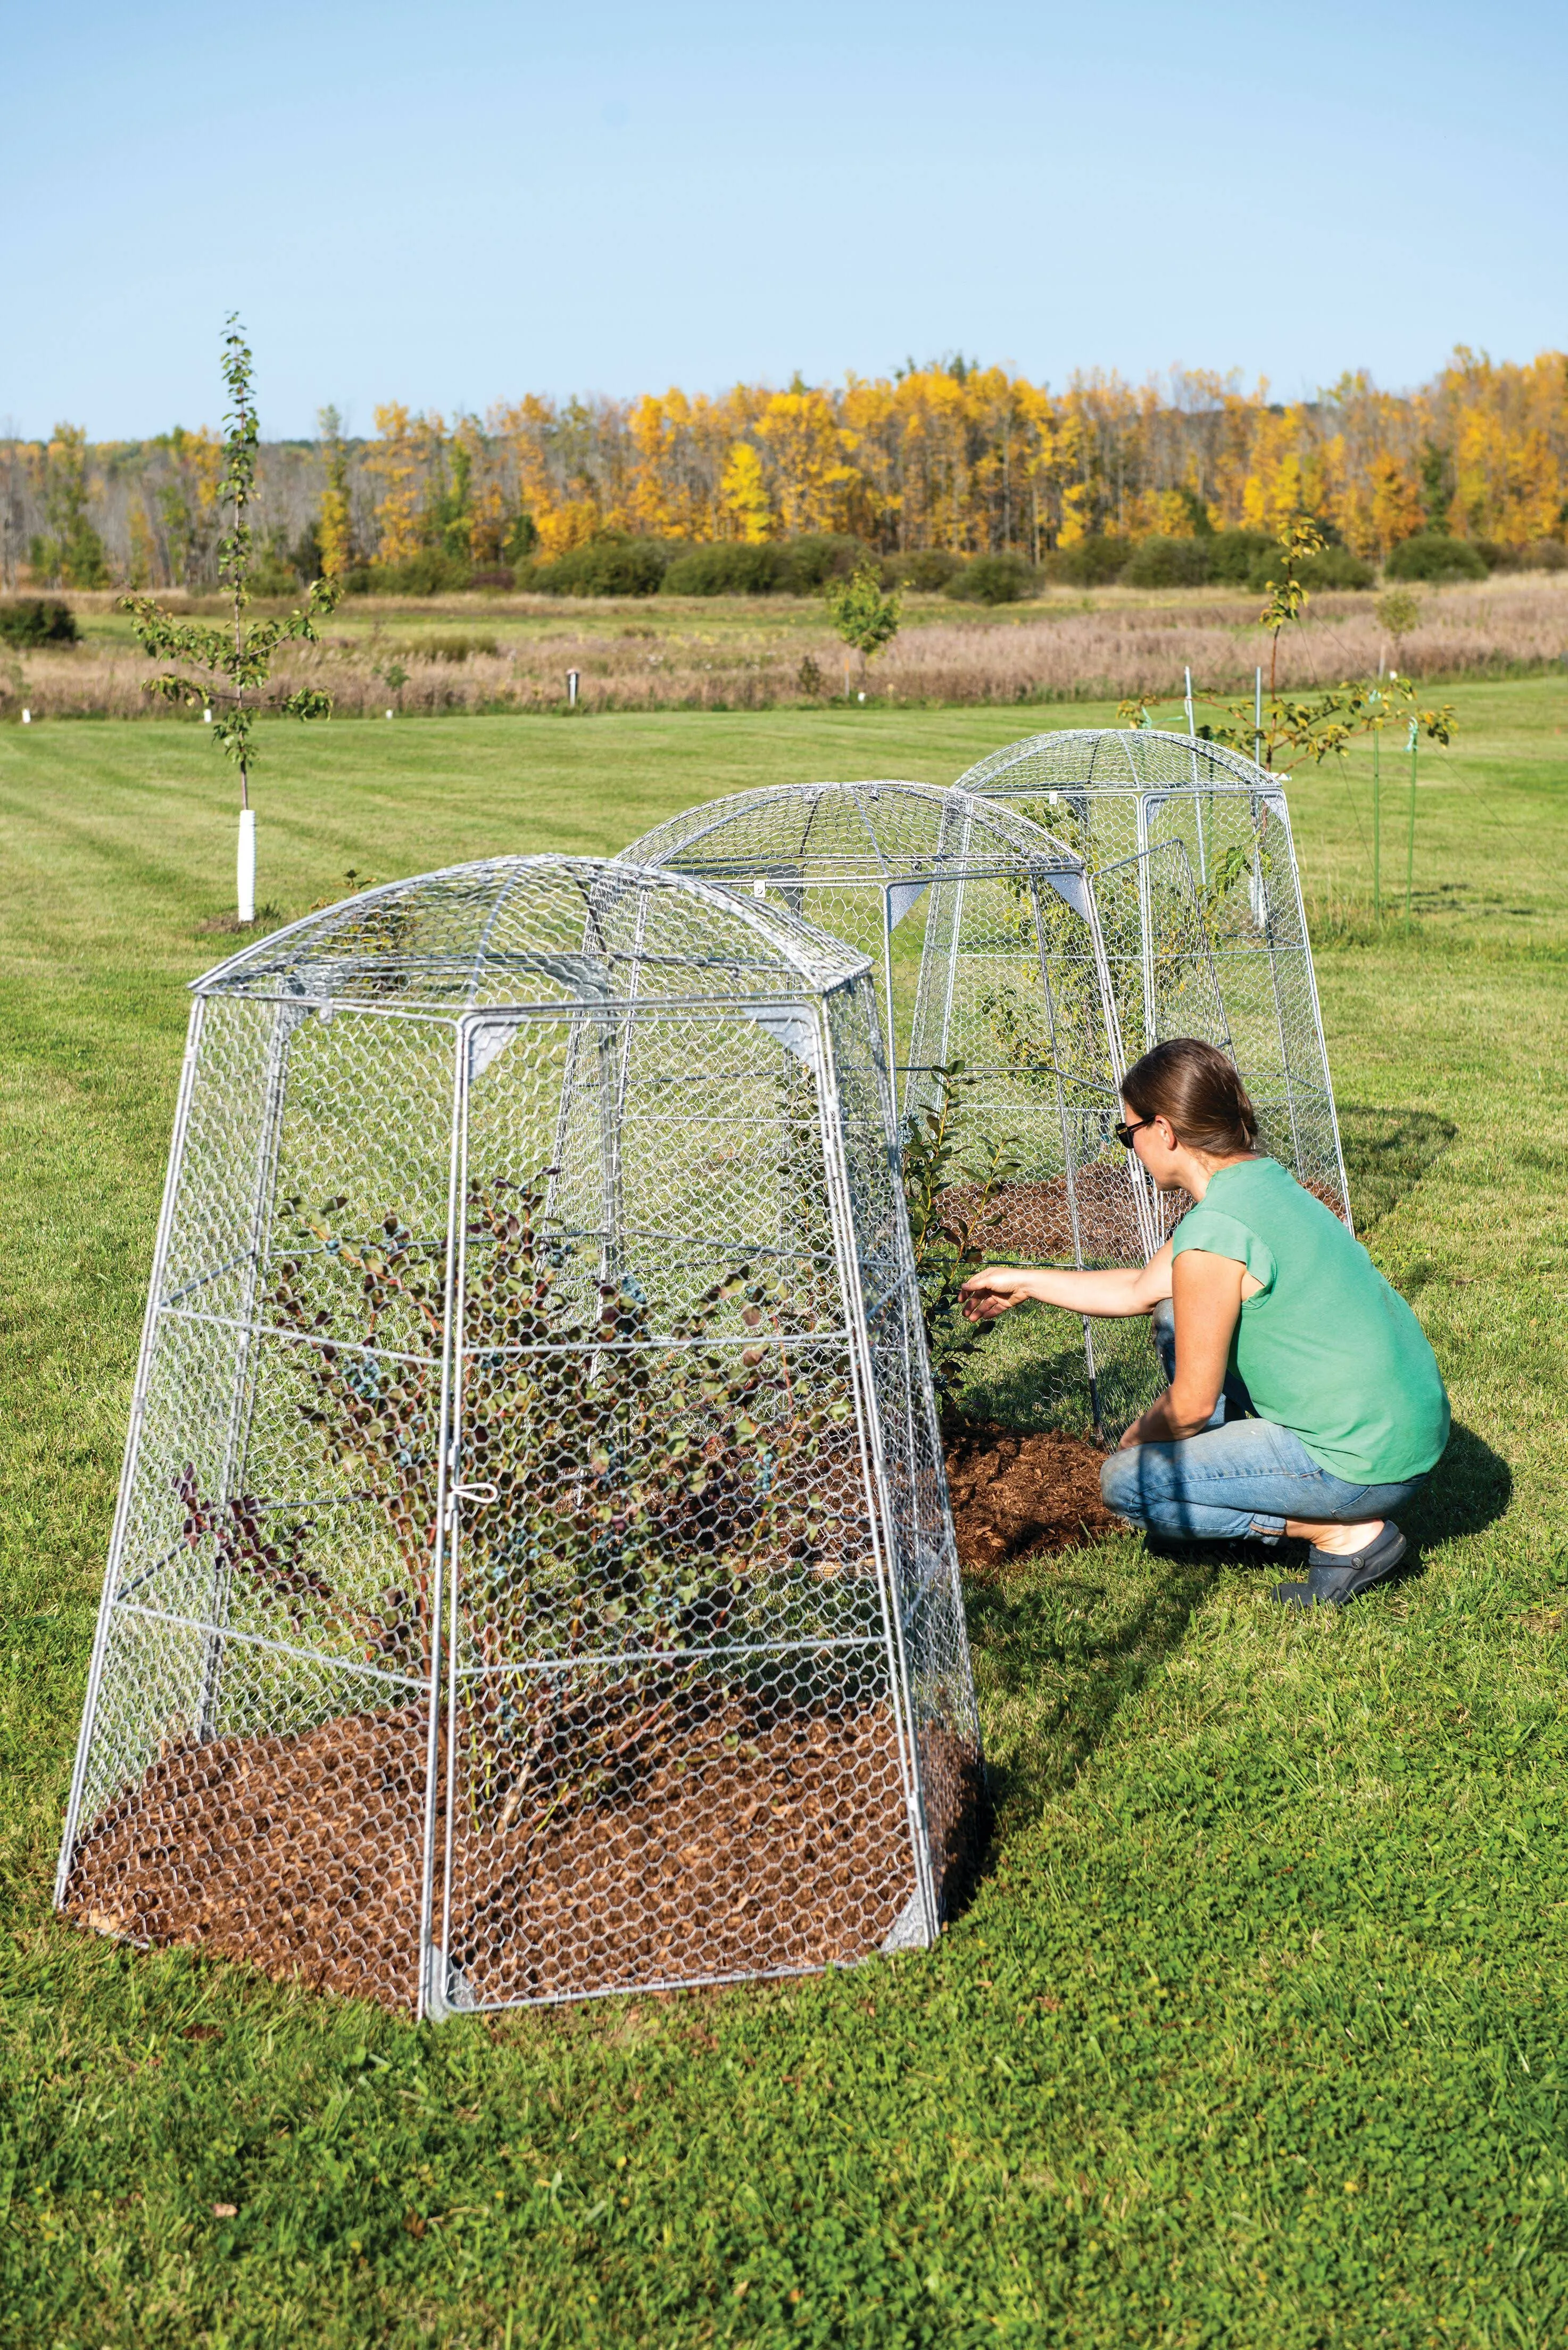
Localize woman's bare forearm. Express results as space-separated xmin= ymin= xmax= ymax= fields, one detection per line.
xmin=994 ymin=1262 xmax=1167 ymax=1318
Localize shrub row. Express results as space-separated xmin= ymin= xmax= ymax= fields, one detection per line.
xmin=325 ymin=530 xmax=1563 ymax=602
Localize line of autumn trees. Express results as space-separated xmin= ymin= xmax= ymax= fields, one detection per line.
xmin=6 ymin=349 xmax=1567 ymax=595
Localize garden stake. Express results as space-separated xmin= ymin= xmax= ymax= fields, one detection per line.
xmin=1406 ymin=716 xmax=1418 ymax=929
xmin=1372 ymin=701 xmax=1381 ymax=923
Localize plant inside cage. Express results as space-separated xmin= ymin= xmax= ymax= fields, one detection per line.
xmin=59 ymin=854 xmax=982 ymax=2015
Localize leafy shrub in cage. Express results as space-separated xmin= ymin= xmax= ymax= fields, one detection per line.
xmin=58 ymin=856 xmax=981 ymax=2015
xmin=625 ymin=780 xmax=1164 ymax=1437
xmin=952 ymin=729 xmax=1352 ymax=1225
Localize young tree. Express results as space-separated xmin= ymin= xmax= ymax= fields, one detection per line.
xmin=125 ymin=319 xmax=338 ymax=923
xmin=823 ymin=559 xmax=901 ymax=693
xmin=31 ymin=425 xmax=110 ymax=588
xmin=1183 ymin=516 xmax=1455 ymax=771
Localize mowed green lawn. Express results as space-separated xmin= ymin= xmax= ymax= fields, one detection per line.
xmin=1 ymin=684 xmax=1565 ymax=2348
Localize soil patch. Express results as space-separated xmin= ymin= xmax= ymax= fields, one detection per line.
xmin=64 ymin=1699 xmax=980 ymax=2014
xmin=941 ymin=1162 xmax=1348 ymax=1265
xmin=938 ymin=1163 xmax=1142 ymax=1262
xmin=945 ymin=1421 xmax=1121 ymax=1574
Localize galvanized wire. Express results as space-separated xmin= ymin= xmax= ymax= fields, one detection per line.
xmin=627 ymin=781 xmax=1175 ymax=1434
xmin=953 ymin=732 xmax=1353 ymax=1227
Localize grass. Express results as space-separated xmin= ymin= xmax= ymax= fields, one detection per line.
xmin=1 ymin=680 xmax=1566 ymax=2346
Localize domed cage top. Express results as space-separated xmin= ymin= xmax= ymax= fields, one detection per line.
xmin=953 ymin=731 xmax=1352 ymax=1229
xmin=627 ymin=781 xmax=1193 ymax=1436
xmin=57 ymin=856 xmax=982 ymax=2017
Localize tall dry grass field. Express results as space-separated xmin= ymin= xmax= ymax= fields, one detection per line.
xmin=6 ymin=576 xmax=1566 ymax=719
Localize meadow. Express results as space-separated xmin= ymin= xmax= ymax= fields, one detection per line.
xmin=1 ymin=681 xmax=1565 ymax=2346
xmin=10 ymin=571 xmax=1568 ymax=718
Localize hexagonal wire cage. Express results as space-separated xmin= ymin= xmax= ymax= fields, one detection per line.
xmin=626 ymin=780 xmax=1198 ymax=1438
xmin=952 ymin=731 xmax=1353 ymax=1231
xmin=56 ymin=855 xmax=983 ymax=2017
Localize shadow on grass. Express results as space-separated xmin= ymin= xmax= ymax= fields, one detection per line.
xmin=1338 ymin=1100 xmax=1458 ymax=1233
xmin=958 ymin=1422 xmax=1511 ymax=1882
xmin=963 ymin=1544 xmax=1217 ymax=1857
xmin=1404 ymin=1419 xmax=1513 ymax=1551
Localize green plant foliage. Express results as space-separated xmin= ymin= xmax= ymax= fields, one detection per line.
xmin=1201 ymin=669 xmax=1457 ymax=770
xmin=661 ymin=542 xmax=792 ymax=595
xmin=1043 ymin=534 xmax=1129 ymax=585
xmin=256 ymin=1173 xmax=847 ymax=1831
xmin=1295 ymin=545 xmax=1375 ymax=590
xmin=888 ymin=548 xmax=965 ymax=591
xmin=901 ymin=1062 xmax=1019 ymax=1416
xmin=0 ymin=598 xmax=79 ymax=647
xmin=503 ymin=511 xmax=540 ymax=566
xmin=945 ymin=552 xmax=1037 ymax=605
xmin=530 ymin=537 xmax=670 ymax=597
xmin=30 ymin=424 xmax=111 ymax=589
xmin=1193 ymin=528 xmax=1269 ymax=584
xmin=1121 ymin=535 xmax=1213 ymax=589
xmin=346 ymin=551 xmax=474 ymax=595
xmin=823 ymin=559 xmax=901 ymax=659
xmin=1386 ymin=534 xmax=1490 ymax=583
xmin=780 ymin=533 xmax=869 ymax=592
xmin=122 ymin=318 xmax=338 ymax=795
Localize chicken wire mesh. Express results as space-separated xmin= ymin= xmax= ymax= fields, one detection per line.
xmin=626 ymin=781 xmax=1175 ymax=1435
xmin=57 ymin=855 xmax=982 ymax=2017
xmin=953 ymin=730 xmax=1352 ymax=1229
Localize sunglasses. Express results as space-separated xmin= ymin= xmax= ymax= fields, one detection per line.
xmin=1114 ymin=1116 xmax=1156 ymax=1149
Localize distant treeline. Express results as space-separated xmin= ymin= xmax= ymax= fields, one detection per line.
xmin=4 ymin=350 xmax=1566 ymax=595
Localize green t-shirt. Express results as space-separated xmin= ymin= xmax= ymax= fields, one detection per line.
xmin=1170 ymin=1156 xmax=1449 ymax=1484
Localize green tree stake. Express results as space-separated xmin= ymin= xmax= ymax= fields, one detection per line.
xmin=1372 ymin=700 xmax=1382 ymax=923
xmin=1405 ymin=716 xmax=1418 ymax=929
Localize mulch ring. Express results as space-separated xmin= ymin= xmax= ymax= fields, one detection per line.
xmin=63 ymin=1699 xmax=981 ymax=2015
xmin=936 ymin=1163 xmax=1143 ymax=1261
xmin=945 ymin=1420 xmax=1122 ymax=1575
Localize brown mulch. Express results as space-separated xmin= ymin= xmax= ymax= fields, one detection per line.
xmin=941 ymin=1162 xmax=1350 ymax=1263
xmin=937 ymin=1164 xmax=1144 ymax=1262
xmin=945 ymin=1421 xmax=1120 ymax=1575
xmin=64 ymin=1698 xmax=980 ymax=2014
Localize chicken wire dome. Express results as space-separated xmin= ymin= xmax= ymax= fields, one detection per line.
xmin=625 ymin=780 xmax=1164 ymax=1436
xmin=57 ymin=854 xmax=983 ymax=2020
xmin=952 ymin=730 xmax=1353 ymax=1228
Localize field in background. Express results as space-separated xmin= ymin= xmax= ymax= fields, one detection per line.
xmin=10 ymin=572 xmax=1568 ymax=717
xmin=1 ymin=682 xmax=1565 ymax=2344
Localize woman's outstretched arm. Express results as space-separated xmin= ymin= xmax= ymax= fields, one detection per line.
xmin=959 ymin=1237 xmax=1175 ymax=1324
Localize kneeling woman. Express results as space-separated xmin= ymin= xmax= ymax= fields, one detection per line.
xmin=959 ymin=1038 xmax=1448 ymax=1607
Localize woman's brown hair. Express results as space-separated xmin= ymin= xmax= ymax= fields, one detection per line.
xmin=1122 ymin=1037 xmax=1259 ymax=1157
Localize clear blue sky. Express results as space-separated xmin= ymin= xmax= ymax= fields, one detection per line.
xmin=4 ymin=0 xmax=1563 ymax=440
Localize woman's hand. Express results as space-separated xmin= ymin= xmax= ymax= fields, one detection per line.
xmin=958 ymin=1267 xmax=1036 ymax=1323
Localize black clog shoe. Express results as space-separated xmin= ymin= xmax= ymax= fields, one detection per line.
xmin=1271 ymin=1521 xmax=1407 ymax=1609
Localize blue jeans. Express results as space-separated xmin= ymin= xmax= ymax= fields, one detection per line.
xmin=1099 ymin=1301 xmax=1431 ymax=1544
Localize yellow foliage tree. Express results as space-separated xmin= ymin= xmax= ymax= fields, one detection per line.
xmin=720 ymin=443 xmax=771 ymax=541
xmin=366 ymin=404 xmax=425 ymax=566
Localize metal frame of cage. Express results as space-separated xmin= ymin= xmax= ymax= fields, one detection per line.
xmin=952 ymin=730 xmax=1353 ymax=1228
xmin=626 ymin=781 xmax=1172 ymax=1436
xmin=56 ymin=855 xmax=982 ymax=2019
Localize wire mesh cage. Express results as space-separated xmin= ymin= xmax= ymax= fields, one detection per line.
xmin=626 ymin=780 xmax=1164 ymax=1434
xmin=57 ymin=855 xmax=983 ymax=2017
xmin=952 ymin=731 xmax=1353 ymax=1229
